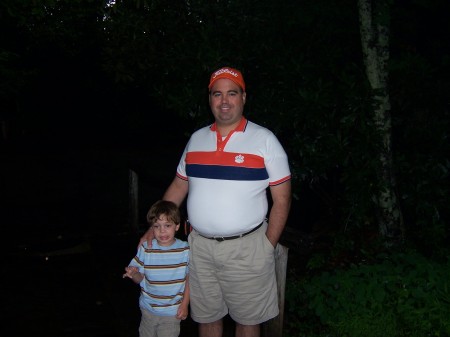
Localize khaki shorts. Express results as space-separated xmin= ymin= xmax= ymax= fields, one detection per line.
xmin=188 ymin=221 xmax=279 ymax=325
xmin=139 ymin=309 xmax=180 ymax=337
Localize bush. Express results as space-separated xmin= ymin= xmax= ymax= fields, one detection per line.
xmin=285 ymin=250 xmax=450 ymax=337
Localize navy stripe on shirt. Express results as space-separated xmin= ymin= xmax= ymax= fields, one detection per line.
xmin=186 ymin=164 xmax=269 ymax=181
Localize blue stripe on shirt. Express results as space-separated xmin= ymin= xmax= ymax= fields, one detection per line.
xmin=186 ymin=164 xmax=268 ymax=181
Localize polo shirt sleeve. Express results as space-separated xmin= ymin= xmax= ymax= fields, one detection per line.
xmin=176 ymin=142 xmax=190 ymax=180
xmin=264 ymin=132 xmax=291 ymax=186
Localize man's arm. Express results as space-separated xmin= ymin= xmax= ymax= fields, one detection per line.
xmin=266 ymin=180 xmax=292 ymax=247
xmin=162 ymin=176 xmax=189 ymax=206
xmin=138 ymin=176 xmax=189 ymax=248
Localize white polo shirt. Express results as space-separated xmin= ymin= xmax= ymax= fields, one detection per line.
xmin=176 ymin=117 xmax=291 ymax=237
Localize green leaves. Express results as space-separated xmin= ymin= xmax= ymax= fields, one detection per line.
xmin=2 ymin=0 xmax=449 ymax=254
xmin=286 ymin=250 xmax=450 ymax=337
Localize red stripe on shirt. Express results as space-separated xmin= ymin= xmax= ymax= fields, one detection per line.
xmin=186 ymin=151 xmax=265 ymax=168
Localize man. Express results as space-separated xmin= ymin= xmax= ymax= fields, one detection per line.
xmin=140 ymin=66 xmax=291 ymax=337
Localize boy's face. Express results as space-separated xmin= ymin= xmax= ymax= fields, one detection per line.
xmin=152 ymin=215 xmax=179 ymax=246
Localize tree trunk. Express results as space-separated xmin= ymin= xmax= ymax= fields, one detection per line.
xmin=357 ymin=0 xmax=405 ymax=246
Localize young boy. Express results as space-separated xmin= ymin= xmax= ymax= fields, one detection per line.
xmin=123 ymin=200 xmax=190 ymax=337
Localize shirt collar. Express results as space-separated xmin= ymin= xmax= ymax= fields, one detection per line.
xmin=210 ymin=117 xmax=248 ymax=132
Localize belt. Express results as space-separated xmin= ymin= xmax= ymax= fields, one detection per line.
xmin=197 ymin=222 xmax=263 ymax=242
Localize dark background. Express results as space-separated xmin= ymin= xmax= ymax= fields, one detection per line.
xmin=1 ymin=1 xmax=449 ymax=336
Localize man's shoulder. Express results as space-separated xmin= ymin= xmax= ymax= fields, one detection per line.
xmin=189 ymin=124 xmax=213 ymax=137
xmin=245 ymin=119 xmax=268 ymax=130
xmin=244 ymin=120 xmax=275 ymax=137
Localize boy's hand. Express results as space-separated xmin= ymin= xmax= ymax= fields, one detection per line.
xmin=122 ymin=266 xmax=139 ymax=279
xmin=176 ymin=305 xmax=188 ymax=320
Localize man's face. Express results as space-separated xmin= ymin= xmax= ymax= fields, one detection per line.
xmin=209 ymin=78 xmax=246 ymax=128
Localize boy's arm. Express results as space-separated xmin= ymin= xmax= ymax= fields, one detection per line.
xmin=176 ymin=275 xmax=190 ymax=320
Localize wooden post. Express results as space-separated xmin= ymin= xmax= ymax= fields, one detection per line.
xmin=129 ymin=169 xmax=139 ymax=233
xmin=262 ymin=243 xmax=289 ymax=337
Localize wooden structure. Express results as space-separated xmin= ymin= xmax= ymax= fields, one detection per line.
xmin=262 ymin=243 xmax=289 ymax=337
xmin=128 ymin=169 xmax=139 ymax=233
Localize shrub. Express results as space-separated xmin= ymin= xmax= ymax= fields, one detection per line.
xmin=285 ymin=250 xmax=450 ymax=337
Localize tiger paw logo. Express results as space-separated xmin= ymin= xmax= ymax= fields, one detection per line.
xmin=235 ymin=154 xmax=245 ymax=164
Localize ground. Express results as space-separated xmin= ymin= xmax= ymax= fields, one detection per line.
xmin=4 ymin=228 xmax=309 ymax=337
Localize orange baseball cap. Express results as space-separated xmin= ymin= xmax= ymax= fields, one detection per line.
xmin=208 ymin=67 xmax=246 ymax=92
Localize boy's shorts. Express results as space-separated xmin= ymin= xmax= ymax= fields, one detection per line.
xmin=139 ymin=309 xmax=180 ymax=337
xmin=188 ymin=221 xmax=279 ymax=325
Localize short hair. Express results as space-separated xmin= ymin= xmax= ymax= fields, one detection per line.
xmin=146 ymin=200 xmax=181 ymax=226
